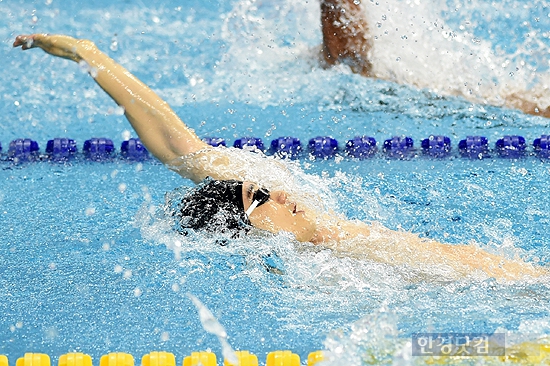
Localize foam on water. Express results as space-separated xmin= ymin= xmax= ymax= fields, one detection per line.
xmin=365 ymin=0 xmax=550 ymax=107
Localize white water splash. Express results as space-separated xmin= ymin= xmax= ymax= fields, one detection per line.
xmin=364 ymin=0 xmax=550 ymax=110
xmin=321 ymin=305 xmax=403 ymax=366
xmin=214 ymin=0 xmax=550 ymax=112
xmin=187 ymin=294 xmax=238 ymax=365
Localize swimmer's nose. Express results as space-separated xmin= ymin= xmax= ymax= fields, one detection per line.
xmin=271 ymin=190 xmax=287 ymax=204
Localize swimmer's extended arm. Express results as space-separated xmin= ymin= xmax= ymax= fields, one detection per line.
xmin=320 ymin=0 xmax=373 ymax=76
xmin=13 ymin=34 xmax=209 ymax=166
xmin=318 ymin=219 xmax=546 ymax=280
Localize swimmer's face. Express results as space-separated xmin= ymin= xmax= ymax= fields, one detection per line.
xmin=242 ymin=182 xmax=317 ymax=242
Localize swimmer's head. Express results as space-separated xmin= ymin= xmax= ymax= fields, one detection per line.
xmin=174 ymin=178 xmax=270 ymax=238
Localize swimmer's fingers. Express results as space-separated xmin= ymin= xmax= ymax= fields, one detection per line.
xmin=13 ymin=34 xmax=45 ymax=50
xmin=13 ymin=34 xmax=85 ymax=62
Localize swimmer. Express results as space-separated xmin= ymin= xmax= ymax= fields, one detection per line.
xmin=13 ymin=33 xmax=547 ymax=281
xmin=320 ymin=0 xmax=550 ymax=118
xmin=320 ymin=0 xmax=373 ymax=77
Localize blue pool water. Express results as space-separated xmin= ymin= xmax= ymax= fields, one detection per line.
xmin=2 ymin=0 xmax=550 ymax=365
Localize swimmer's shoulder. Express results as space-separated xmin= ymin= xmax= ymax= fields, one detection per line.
xmin=168 ymin=146 xmax=273 ymax=183
xmin=167 ymin=146 xmax=232 ymax=183
xmin=168 ymin=145 xmax=303 ymax=191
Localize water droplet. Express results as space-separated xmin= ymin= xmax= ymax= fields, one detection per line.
xmin=122 ymin=130 xmax=131 ymax=140
xmin=110 ymin=36 xmax=118 ymax=52
xmin=118 ymin=183 xmax=127 ymax=193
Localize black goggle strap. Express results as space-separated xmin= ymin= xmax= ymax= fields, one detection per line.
xmin=245 ymin=188 xmax=270 ymax=217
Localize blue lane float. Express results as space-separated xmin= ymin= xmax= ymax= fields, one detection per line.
xmin=83 ymin=138 xmax=115 ymax=161
xmin=3 ymin=134 xmax=550 ymax=162
xmin=203 ymin=137 xmax=226 ymax=147
xmin=345 ymin=136 xmax=377 ymax=159
xmin=534 ymin=135 xmax=550 ymax=158
xmin=8 ymin=138 xmax=40 ymax=161
xmin=233 ymin=137 xmax=264 ymax=151
xmin=383 ymin=136 xmax=414 ymax=158
xmin=458 ymin=136 xmax=490 ymax=159
xmin=270 ymin=136 xmax=302 ymax=159
xmin=308 ymin=136 xmax=338 ymax=159
xmin=495 ymin=135 xmax=526 ymax=158
xmin=121 ymin=138 xmax=149 ymax=161
xmin=46 ymin=138 xmax=77 ymax=161
xmin=421 ymin=135 xmax=451 ymax=157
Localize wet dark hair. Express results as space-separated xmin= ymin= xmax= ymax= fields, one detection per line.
xmin=174 ymin=178 xmax=251 ymax=237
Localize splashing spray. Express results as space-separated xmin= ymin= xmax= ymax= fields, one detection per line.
xmin=187 ymin=294 xmax=238 ymax=365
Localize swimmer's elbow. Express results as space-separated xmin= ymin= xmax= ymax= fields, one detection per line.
xmin=78 ymin=39 xmax=97 ymax=52
xmin=73 ymin=39 xmax=100 ymax=62
xmin=168 ymin=135 xmax=209 ymax=159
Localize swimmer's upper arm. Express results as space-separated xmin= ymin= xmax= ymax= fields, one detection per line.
xmin=74 ymin=43 xmax=209 ymax=164
xmin=14 ymin=34 xmax=215 ymax=171
xmin=123 ymin=110 xmax=208 ymax=165
xmin=169 ymin=148 xmax=243 ymax=183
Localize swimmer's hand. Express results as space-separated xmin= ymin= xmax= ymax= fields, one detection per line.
xmin=13 ymin=34 xmax=95 ymax=62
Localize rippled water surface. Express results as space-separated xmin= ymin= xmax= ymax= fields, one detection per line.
xmin=1 ymin=0 xmax=550 ymax=365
